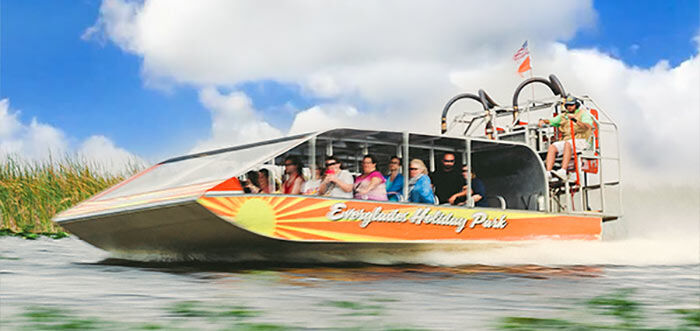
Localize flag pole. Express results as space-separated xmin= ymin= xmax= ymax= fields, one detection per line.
xmin=528 ymin=63 xmax=534 ymax=125
xmin=529 ymin=47 xmax=535 ymax=106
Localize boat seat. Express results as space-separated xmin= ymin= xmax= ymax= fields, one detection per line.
xmin=486 ymin=195 xmax=506 ymax=209
xmin=552 ymin=150 xmax=598 ymax=176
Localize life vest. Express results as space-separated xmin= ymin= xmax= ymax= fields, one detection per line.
xmin=558 ymin=108 xmax=592 ymax=140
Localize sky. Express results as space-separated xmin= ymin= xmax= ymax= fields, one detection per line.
xmin=1 ymin=0 xmax=699 ymax=182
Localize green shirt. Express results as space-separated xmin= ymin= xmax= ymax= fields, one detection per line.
xmin=549 ymin=108 xmax=593 ymax=127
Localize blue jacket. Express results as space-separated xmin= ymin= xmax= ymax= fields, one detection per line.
xmin=408 ymin=175 xmax=435 ymax=204
xmin=471 ymin=177 xmax=488 ymax=207
xmin=385 ymin=173 xmax=404 ymax=201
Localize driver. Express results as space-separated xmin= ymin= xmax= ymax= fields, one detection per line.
xmin=538 ymin=96 xmax=594 ymax=181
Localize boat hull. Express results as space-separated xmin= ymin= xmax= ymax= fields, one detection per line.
xmin=58 ymin=195 xmax=601 ymax=262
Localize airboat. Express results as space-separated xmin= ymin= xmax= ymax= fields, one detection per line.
xmin=54 ymin=74 xmax=622 ymax=262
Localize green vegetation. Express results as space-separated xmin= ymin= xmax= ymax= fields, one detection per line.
xmin=0 ymin=156 xmax=137 ymax=237
xmin=167 ymin=301 xmax=261 ymax=319
xmin=586 ymin=289 xmax=642 ymax=328
xmin=324 ymin=300 xmax=384 ymax=316
xmin=5 ymin=292 xmax=697 ymax=330
xmin=673 ymin=308 xmax=700 ymax=329
xmin=14 ymin=306 xmax=114 ymax=330
xmin=1 ymin=302 xmax=293 ymax=330
xmin=498 ymin=288 xmax=700 ymax=330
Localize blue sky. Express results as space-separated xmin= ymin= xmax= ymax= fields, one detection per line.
xmin=568 ymin=0 xmax=699 ymax=68
xmin=1 ymin=0 xmax=698 ymax=161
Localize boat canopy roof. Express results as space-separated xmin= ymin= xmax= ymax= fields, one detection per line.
xmin=92 ymin=128 xmax=539 ymax=203
xmin=93 ymin=133 xmax=312 ymax=201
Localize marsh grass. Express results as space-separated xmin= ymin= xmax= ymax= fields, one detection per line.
xmin=0 ymin=155 xmax=138 ymax=237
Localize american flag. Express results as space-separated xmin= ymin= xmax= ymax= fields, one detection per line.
xmin=513 ymin=41 xmax=529 ymax=61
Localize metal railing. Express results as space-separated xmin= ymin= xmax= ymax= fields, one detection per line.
xmin=448 ymin=95 xmax=622 ymax=220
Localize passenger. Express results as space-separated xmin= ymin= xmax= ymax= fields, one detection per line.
xmin=538 ymin=95 xmax=594 ymax=180
xmin=450 ymin=166 xmax=488 ymax=207
xmin=384 ymin=156 xmax=404 ymax=201
xmin=282 ymin=155 xmax=305 ymax=195
xmin=258 ymin=168 xmax=272 ymax=193
xmin=243 ymin=170 xmax=261 ymax=193
xmin=302 ymin=166 xmax=323 ymax=195
xmin=354 ymin=154 xmax=388 ymax=201
xmin=407 ymin=159 xmax=435 ymax=204
xmin=318 ymin=156 xmax=354 ymax=198
xmin=429 ymin=152 xmax=465 ymax=204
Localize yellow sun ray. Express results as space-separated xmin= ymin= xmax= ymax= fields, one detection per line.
xmin=217 ymin=197 xmax=242 ymax=213
xmin=215 ymin=197 xmax=241 ymax=210
xmin=275 ymin=201 xmax=337 ymax=219
xmin=197 ymin=198 xmax=235 ymax=217
xmin=274 ymin=228 xmax=305 ymax=240
xmin=269 ymin=196 xmax=291 ymax=209
xmin=271 ymin=196 xmax=301 ymax=210
xmin=275 ymin=224 xmax=398 ymax=242
xmin=276 ymin=217 xmax=335 ymax=223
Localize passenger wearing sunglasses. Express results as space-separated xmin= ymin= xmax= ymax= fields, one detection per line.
xmin=407 ymin=159 xmax=435 ymax=204
xmin=282 ymin=155 xmax=305 ymax=195
xmin=429 ymin=152 xmax=466 ymax=204
xmin=384 ymin=156 xmax=404 ymax=201
xmin=318 ymin=155 xmax=353 ymax=198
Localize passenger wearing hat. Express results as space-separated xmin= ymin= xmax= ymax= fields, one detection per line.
xmin=538 ymin=95 xmax=594 ymax=181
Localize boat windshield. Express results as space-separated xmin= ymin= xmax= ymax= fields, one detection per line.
xmin=94 ymin=135 xmax=310 ymax=201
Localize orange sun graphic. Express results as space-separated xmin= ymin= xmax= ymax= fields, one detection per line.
xmin=197 ymin=196 xmax=408 ymax=242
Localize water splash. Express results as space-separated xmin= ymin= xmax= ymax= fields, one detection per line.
xmin=403 ymin=183 xmax=700 ymax=267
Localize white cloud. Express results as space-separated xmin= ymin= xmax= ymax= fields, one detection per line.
xmin=0 ymin=99 xmax=68 ymax=160
xmin=190 ymin=88 xmax=282 ymax=152
xmin=82 ymin=0 xmax=141 ymax=51
xmin=288 ymin=104 xmax=362 ymax=134
xmin=304 ymin=74 xmax=342 ymax=99
xmin=77 ymin=135 xmax=147 ymax=175
xmin=86 ymin=0 xmax=594 ymax=87
xmin=87 ymin=0 xmax=699 ymax=185
xmin=0 ymin=99 xmax=144 ymax=175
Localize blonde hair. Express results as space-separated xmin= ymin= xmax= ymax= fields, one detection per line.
xmin=409 ymin=159 xmax=429 ymax=175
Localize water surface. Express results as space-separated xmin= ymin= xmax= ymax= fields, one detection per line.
xmin=1 ymin=236 xmax=698 ymax=330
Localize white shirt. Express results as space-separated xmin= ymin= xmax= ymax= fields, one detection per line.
xmin=302 ymin=179 xmax=322 ymax=195
xmin=324 ymin=170 xmax=353 ymax=198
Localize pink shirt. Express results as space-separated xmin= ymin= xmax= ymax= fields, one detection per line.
xmin=354 ymin=171 xmax=388 ymax=201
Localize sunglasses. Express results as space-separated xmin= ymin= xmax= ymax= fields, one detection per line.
xmin=409 ymin=167 xmax=419 ymax=171
xmin=325 ymin=161 xmax=338 ymax=166
xmin=443 ymin=159 xmax=455 ymax=163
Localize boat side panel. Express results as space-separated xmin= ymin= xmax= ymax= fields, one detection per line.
xmin=59 ymin=201 xmax=270 ymax=258
xmin=54 ymin=181 xmax=218 ymax=222
xmin=60 ymin=201 xmax=507 ymax=262
xmin=197 ymin=195 xmax=601 ymax=242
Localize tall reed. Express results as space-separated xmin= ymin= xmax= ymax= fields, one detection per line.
xmin=0 ymin=156 xmax=138 ymax=235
